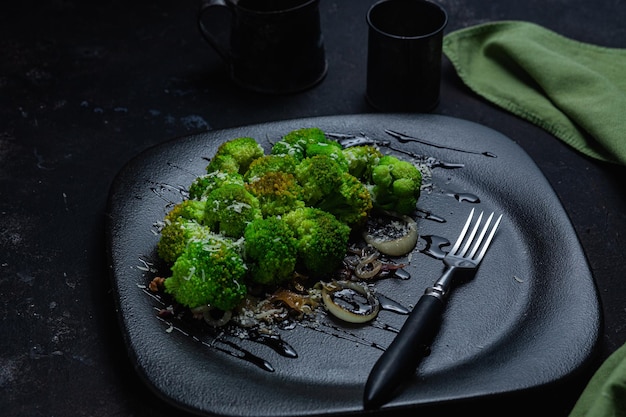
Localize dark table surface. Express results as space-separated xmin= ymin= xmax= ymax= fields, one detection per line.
xmin=2 ymin=1 xmax=625 ymax=416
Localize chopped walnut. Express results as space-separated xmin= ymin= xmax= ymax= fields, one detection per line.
xmin=149 ymin=276 xmax=166 ymax=292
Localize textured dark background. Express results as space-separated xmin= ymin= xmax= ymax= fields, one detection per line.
xmin=1 ymin=1 xmax=625 ymax=416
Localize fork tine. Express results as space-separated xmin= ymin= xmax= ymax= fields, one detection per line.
xmin=449 ymin=208 xmax=475 ymax=254
xmin=474 ymin=213 xmax=503 ymax=262
xmin=467 ymin=212 xmax=494 ymax=259
xmin=460 ymin=211 xmax=484 ymax=257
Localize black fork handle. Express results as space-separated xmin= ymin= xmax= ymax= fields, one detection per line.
xmin=364 ymin=293 xmax=446 ymax=409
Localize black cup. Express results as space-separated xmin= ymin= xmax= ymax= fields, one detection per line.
xmin=198 ymin=0 xmax=327 ymax=94
xmin=366 ymin=0 xmax=448 ymax=112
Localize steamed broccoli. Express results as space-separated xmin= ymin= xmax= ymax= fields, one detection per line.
xmin=271 ymin=127 xmax=350 ymax=170
xmin=317 ymin=172 xmax=373 ymax=227
xmin=283 ymin=207 xmax=351 ymax=276
xmin=243 ymin=217 xmax=299 ymax=285
xmin=164 ymin=199 xmax=206 ymax=223
xmin=154 ymin=127 xmax=426 ymax=323
xmin=188 ymin=171 xmax=245 ymax=201
xmin=157 ymin=219 xmax=212 ymax=264
xmin=342 ymin=145 xmax=383 ymax=182
xmin=370 ymin=155 xmax=422 ymax=215
xmin=164 ymin=237 xmax=248 ymax=311
xmin=157 ymin=199 xmax=210 ymax=263
xmin=293 ymin=155 xmax=372 ymax=226
xmin=305 ymin=139 xmax=349 ymax=171
xmin=204 ymin=183 xmax=262 ymax=237
xmin=245 ymin=171 xmax=305 ymax=217
xmin=294 ymin=155 xmax=346 ymax=206
xmin=206 ymin=137 xmax=265 ymax=175
xmin=243 ymin=154 xmax=298 ymax=182
xmin=270 ymin=127 xmax=328 ymax=162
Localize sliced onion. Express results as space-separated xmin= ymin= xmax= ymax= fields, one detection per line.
xmin=355 ymin=252 xmax=382 ymax=280
xmin=363 ymin=213 xmax=418 ymax=256
xmin=321 ymin=281 xmax=380 ymax=323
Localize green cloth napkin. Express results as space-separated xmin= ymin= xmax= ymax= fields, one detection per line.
xmin=568 ymin=342 xmax=626 ymax=417
xmin=442 ymin=21 xmax=626 ymax=165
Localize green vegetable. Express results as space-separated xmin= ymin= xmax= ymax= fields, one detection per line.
xmin=203 ymin=183 xmax=262 ymax=238
xmin=206 ymin=137 xmax=265 ymax=175
xmin=305 ymin=139 xmax=349 ymax=171
xmin=164 ymin=238 xmax=248 ymax=311
xmin=342 ymin=145 xmax=383 ymax=182
xmin=155 ymin=127 xmax=425 ymax=315
xmin=157 ymin=200 xmax=210 ymax=263
xmin=188 ymin=171 xmax=245 ymax=201
xmin=294 ymin=155 xmax=372 ymax=226
xmin=165 ymin=199 xmax=207 ymax=223
xmin=271 ymin=127 xmax=350 ymax=170
xmin=283 ymin=207 xmax=351 ymax=276
xmin=370 ymin=155 xmax=422 ymax=215
xmin=317 ymin=171 xmax=373 ymax=227
xmin=243 ymin=217 xmax=299 ymax=285
xmin=157 ymin=218 xmax=211 ymax=264
xmin=295 ymin=154 xmax=346 ymax=206
xmin=245 ymin=171 xmax=305 ymax=217
xmin=243 ymin=154 xmax=298 ymax=181
xmin=270 ymin=127 xmax=327 ymax=162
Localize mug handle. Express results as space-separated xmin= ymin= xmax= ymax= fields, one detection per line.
xmin=197 ymin=0 xmax=232 ymax=63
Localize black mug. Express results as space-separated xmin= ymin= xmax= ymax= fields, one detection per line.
xmin=366 ymin=0 xmax=448 ymax=112
xmin=198 ymin=0 xmax=328 ymax=94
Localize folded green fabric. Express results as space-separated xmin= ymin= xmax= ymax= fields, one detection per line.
xmin=443 ymin=21 xmax=626 ymax=165
xmin=568 ymin=342 xmax=626 ymax=417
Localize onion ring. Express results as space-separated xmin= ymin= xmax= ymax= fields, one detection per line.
xmin=321 ymin=281 xmax=380 ymax=323
xmin=363 ymin=213 xmax=418 ymax=256
xmin=355 ymin=252 xmax=383 ymax=279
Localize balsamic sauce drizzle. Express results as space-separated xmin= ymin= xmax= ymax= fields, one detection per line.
xmin=451 ymin=192 xmax=481 ymax=204
xmin=327 ymin=132 xmax=390 ymax=148
xmin=298 ymin=313 xmax=387 ymax=351
xmin=144 ymin=289 xmax=290 ymax=372
xmin=418 ymin=235 xmax=450 ymax=260
xmin=377 ymin=294 xmax=410 ymax=314
xmin=155 ymin=314 xmax=276 ymax=372
xmin=416 ymin=208 xmax=446 ymax=223
xmin=385 ymin=129 xmax=497 ymax=158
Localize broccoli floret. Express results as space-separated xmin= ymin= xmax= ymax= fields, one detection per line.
xmin=164 ymin=199 xmax=207 ymax=223
xmin=305 ymin=140 xmax=349 ymax=171
xmin=164 ymin=238 xmax=248 ymax=311
xmin=157 ymin=200 xmax=211 ymax=263
xmin=293 ymin=154 xmax=372 ymax=226
xmin=188 ymin=171 xmax=245 ymax=201
xmin=316 ymin=172 xmax=373 ymax=227
xmin=243 ymin=154 xmax=298 ymax=182
xmin=271 ymin=127 xmax=328 ymax=162
xmin=243 ymin=217 xmax=299 ymax=285
xmin=370 ymin=155 xmax=422 ymax=215
xmin=205 ymin=154 xmax=240 ymax=175
xmin=245 ymin=171 xmax=305 ymax=217
xmin=283 ymin=207 xmax=351 ymax=276
xmin=294 ymin=155 xmax=346 ymax=206
xmin=206 ymin=137 xmax=264 ymax=175
xmin=157 ymin=218 xmax=213 ymax=264
xmin=271 ymin=127 xmax=350 ymax=171
xmin=204 ymin=184 xmax=262 ymax=237
xmin=342 ymin=145 xmax=383 ymax=182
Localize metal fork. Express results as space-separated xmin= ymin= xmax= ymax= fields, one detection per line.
xmin=364 ymin=208 xmax=503 ymax=410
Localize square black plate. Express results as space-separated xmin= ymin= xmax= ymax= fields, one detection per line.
xmin=106 ymin=114 xmax=600 ymax=416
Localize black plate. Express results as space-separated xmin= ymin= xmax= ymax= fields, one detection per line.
xmin=106 ymin=114 xmax=600 ymax=416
